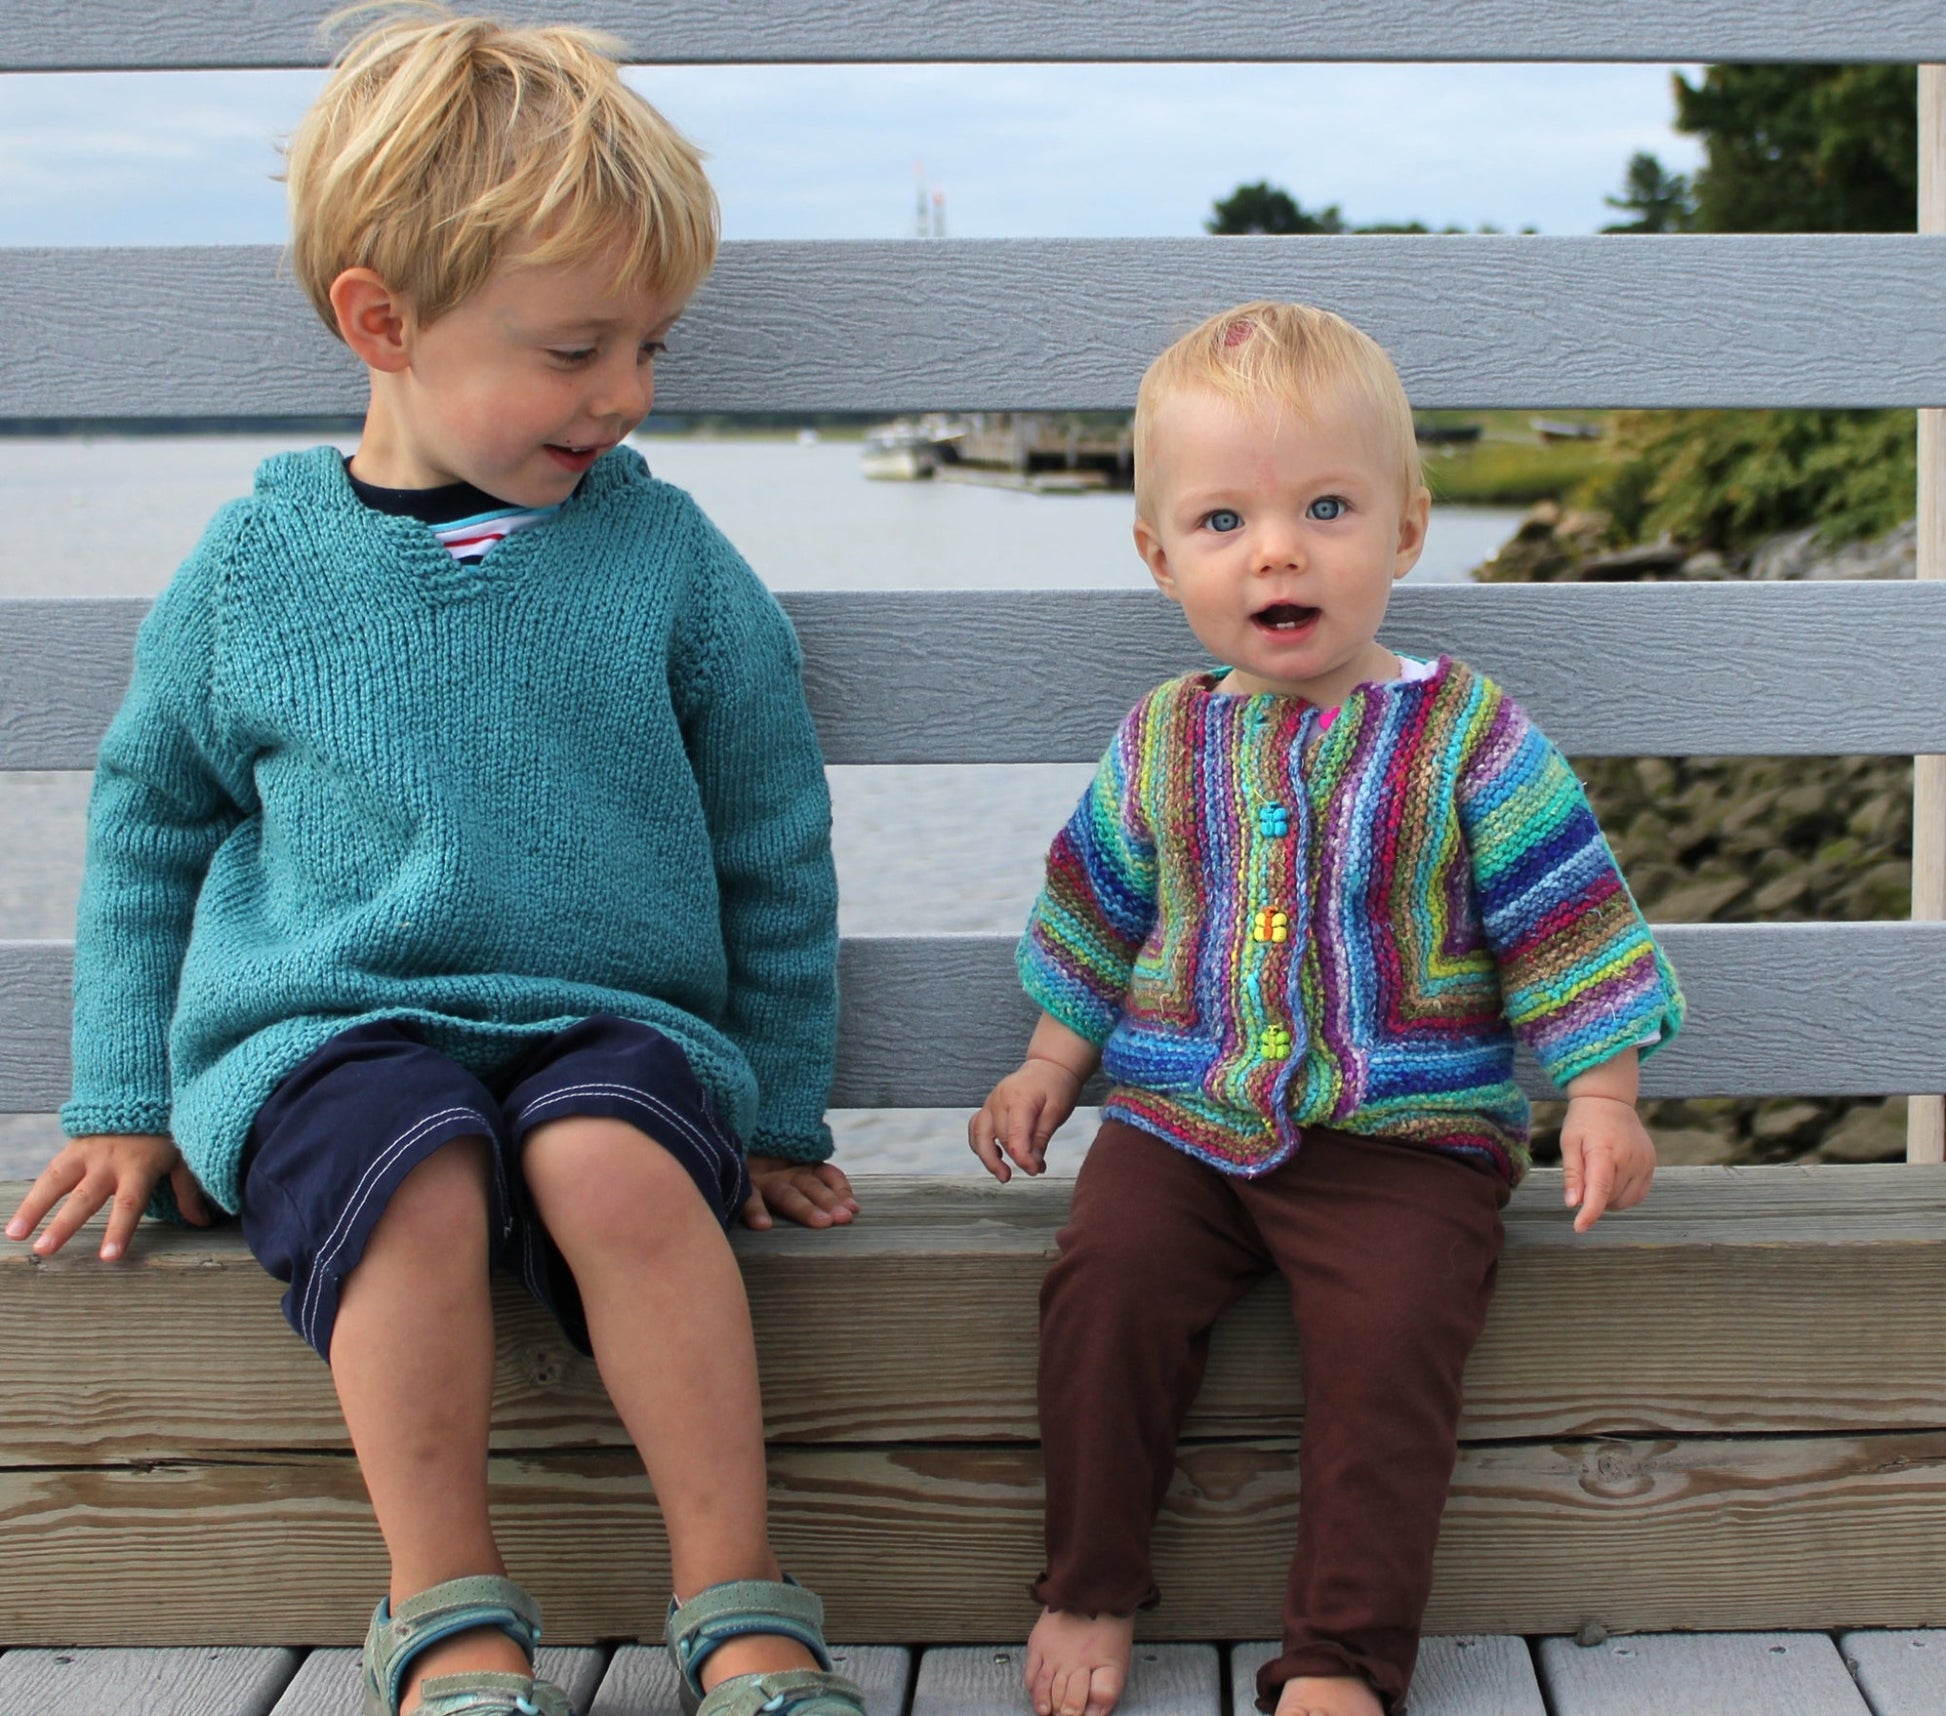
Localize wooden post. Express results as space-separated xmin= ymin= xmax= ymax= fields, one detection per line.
xmin=1913 ymin=64 xmax=1946 ymax=1164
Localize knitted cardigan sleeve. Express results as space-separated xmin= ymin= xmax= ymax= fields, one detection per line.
xmin=1456 ymin=676 xmax=1684 ymax=1087
xmin=1016 ymin=698 xmax=1159 ymax=1044
xmin=61 ymin=505 xmax=255 ymax=1140
xmin=671 ymin=507 xmax=839 ymax=1163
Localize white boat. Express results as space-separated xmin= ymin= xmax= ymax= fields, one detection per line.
xmin=860 ymin=420 xmax=940 ymax=480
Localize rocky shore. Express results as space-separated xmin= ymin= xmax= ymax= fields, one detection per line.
xmin=1480 ymin=507 xmax=1916 ymax=1168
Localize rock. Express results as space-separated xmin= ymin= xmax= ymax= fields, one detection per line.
xmin=1645 ymin=874 xmax=1749 ymax=922
xmin=1650 ymin=1126 xmax=1743 ymax=1167
xmin=1678 ymin=549 xmax=1730 ymax=579
xmin=1816 ymin=1099 xmax=1909 ymax=1163
xmin=1578 ymin=541 xmax=1687 ymax=581
xmin=1748 ymin=518 xmax=1915 ymax=582
xmin=1750 ymin=1100 xmax=1827 ymax=1144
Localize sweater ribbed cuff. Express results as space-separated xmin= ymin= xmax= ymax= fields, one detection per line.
xmin=60 ymin=1098 xmax=172 ymax=1140
xmin=746 ymin=1122 xmax=835 ymax=1164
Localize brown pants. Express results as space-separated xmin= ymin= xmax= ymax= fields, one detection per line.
xmin=1033 ymin=1120 xmax=1507 ymax=1715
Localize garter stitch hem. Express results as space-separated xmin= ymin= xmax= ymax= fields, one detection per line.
xmin=62 ymin=445 xmax=839 ymax=1212
xmin=1017 ymin=660 xmax=1684 ymax=1182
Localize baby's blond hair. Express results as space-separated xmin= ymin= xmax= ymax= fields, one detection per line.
xmin=1133 ymin=301 xmax=1422 ymax=518
xmin=286 ymin=4 xmax=718 ymax=336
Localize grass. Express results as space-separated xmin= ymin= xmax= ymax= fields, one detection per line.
xmin=1417 ymin=410 xmax=1619 ymax=507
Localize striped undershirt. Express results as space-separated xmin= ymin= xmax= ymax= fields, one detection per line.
xmin=344 ymin=460 xmax=562 ymax=562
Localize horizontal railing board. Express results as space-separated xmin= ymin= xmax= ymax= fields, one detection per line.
xmin=11 ymin=237 xmax=1946 ymax=418
xmin=8 ymin=923 xmax=1946 ymax=1113
xmin=8 ymin=583 xmax=1946 ymax=772
xmin=6 ymin=0 xmax=1946 ymax=70
xmin=5 ymin=1168 xmax=1944 ymax=1457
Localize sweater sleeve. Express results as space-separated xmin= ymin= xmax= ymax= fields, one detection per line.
xmin=672 ymin=509 xmax=839 ymax=1163
xmin=62 ymin=506 xmax=255 ymax=1140
xmin=1456 ymin=677 xmax=1684 ymax=1088
xmin=1016 ymin=702 xmax=1159 ymax=1045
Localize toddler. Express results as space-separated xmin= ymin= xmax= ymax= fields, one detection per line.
xmin=971 ymin=301 xmax=1684 ymax=1716
xmin=7 ymin=13 xmax=868 ymax=1716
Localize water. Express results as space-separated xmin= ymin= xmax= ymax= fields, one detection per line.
xmin=0 ymin=434 xmax=1522 ymax=1179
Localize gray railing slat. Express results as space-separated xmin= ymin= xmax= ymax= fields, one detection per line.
xmin=7 ymin=584 xmax=1946 ymax=772
xmin=9 ymin=237 xmax=1946 ymax=419
xmin=6 ymin=0 xmax=1946 ymax=71
xmin=8 ymin=923 xmax=1946 ymax=1113
xmin=0 ymin=1647 xmax=301 ymax=1716
xmin=1536 ymin=1634 xmax=1870 ymax=1716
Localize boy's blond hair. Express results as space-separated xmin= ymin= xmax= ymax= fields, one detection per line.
xmin=1133 ymin=301 xmax=1423 ymax=518
xmin=286 ymin=4 xmax=718 ymax=336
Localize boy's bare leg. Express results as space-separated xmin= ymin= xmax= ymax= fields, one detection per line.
xmin=522 ymin=1115 xmax=820 ymax=1691
xmin=1026 ymin=1608 xmax=1134 ymax=1716
xmin=1274 ymin=1679 xmax=1384 ymax=1716
xmin=329 ymin=1137 xmax=532 ymax=1712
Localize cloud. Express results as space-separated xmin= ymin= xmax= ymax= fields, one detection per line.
xmin=0 ymin=62 xmax=1700 ymax=247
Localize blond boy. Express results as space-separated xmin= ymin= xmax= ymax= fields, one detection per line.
xmin=7 ymin=13 xmax=868 ymax=1716
xmin=971 ymin=303 xmax=1684 ymax=1716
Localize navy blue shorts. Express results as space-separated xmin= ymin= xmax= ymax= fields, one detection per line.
xmin=239 ymin=1015 xmax=750 ymax=1361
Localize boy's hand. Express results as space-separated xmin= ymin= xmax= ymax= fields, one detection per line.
xmin=5 ymin=1134 xmax=210 ymax=1261
xmin=741 ymin=1156 xmax=859 ymax=1231
xmin=1560 ymin=1095 xmax=1656 ymax=1232
xmin=969 ymin=1058 xmax=1083 ymax=1183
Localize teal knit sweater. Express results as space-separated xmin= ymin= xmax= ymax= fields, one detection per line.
xmin=61 ymin=446 xmax=839 ymax=1213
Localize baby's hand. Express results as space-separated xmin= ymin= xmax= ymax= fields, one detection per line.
xmin=969 ymin=1059 xmax=1083 ymax=1183
xmin=1560 ymin=1095 xmax=1656 ymax=1232
xmin=741 ymin=1156 xmax=859 ymax=1231
xmin=5 ymin=1134 xmax=210 ymax=1261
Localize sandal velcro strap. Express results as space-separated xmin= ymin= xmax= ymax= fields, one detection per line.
xmin=362 ymin=1574 xmax=546 ymax=1716
xmin=694 ymin=1668 xmax=870 ymax=1716
xmin=415 ymin=1671 xmax=577 ymax=1716
xmin=666 ymin=1577 xmax=833 ymax=1694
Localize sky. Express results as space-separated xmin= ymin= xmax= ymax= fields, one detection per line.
xmin=0 ymin=62 xmax=1704 ymax=246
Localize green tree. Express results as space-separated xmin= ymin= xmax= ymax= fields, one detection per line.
xmin=1587 ymin=65 xmax=1918 ymax=548
xmin=1601 ymin=151 xmax=1693 ymax=233
xmin=1206 ymin=181 xmax=1345 ymax=235
xmin=1675 ymin=64 xmax=1915 ymax=233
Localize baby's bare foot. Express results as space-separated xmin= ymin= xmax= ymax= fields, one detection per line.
xmin=1025 ymin=1606 xmax=1135 ymax=1716
xmin=1272 ymin=1673 xmax=1385 ymax=1716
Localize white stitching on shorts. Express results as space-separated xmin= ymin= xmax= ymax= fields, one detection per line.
xmin=298 ymin=1104 xmax=494 ymax=1349
xmin=511 ymin=1080 xmax=739 ymax=1185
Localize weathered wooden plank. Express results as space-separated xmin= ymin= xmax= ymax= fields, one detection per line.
xmin=1838 ymin=1631 xmax=1946 ymax=1716
xmin=587 ymin=1644 xmax=910 ymax=1716
xmin=5 ymin=0 xmax=1943 ymax=70
xmin=1230 ymin=1636 xmax=1544 ymax=1716
xmin=4 ymin=1167 xmax=1946 ymax=1459
xmin=0 ymin=1647 xmax=300 ymax=1716
xmin=1537 ymin=1633 xmax=1871 ymax=1716
xmin=909 ymin=1643 xmax=1219 ymax=1716
xmin=11 ymin=921 xmax=1946 ymax=1116
xmin=13 ymin=584 xmax=1946 ymax=773
xmin=9 ymin=239 xmax=1946 ymax=421
xmin=3 ymin=1435 xmax=1946 ymax=1645
xmin=267 ymin=1647 xmax=606 ymax=1715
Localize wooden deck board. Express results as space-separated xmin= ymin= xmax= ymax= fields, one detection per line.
xmin=0 ymin=1647 xmax=300 ymax=1715
xmin=910 ymin=1643 xmax=1219 ymax=1715
xmin=5 ymin=1171 xmax=1946 ymax=1463
xmin=1838 ymin=1631 xmax=1946 ymax=1716
xmin=586 ymin=1644 xmax=909 ymax=1716
xmin=3 ymin=1436 xmax=1945 ymax=1646
xmin=1229 ymin=1637 xmax=1545 ymax=1715
xmin=265 ymin=1647 xmax=607 ymax=1714
xmin=1537 ymin=1633 xmax=1871 ymax=1715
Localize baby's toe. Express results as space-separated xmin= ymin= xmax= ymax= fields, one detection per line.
xmin=1085 ymin=1661 xmax=1125 ymax=1716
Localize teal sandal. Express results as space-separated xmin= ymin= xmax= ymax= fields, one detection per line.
xmin=665 ymin=1578 xmax=869 ymax=1716
xmin=361 ymin=1573 xmax=575 ymax=1716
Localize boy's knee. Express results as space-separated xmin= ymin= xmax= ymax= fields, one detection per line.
xmin=362 ymin=1134 xmax=493 ymax=1260
xmin=522 ymin=1116 xmax=698 ymax=1254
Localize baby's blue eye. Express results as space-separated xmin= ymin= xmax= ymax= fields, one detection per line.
xmin=1205 ymin=509 xmax=1243 ymax=532
xmin=1309 ymin=496 xmax=1347 ymax=520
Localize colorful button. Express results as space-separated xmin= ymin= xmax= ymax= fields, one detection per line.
xmin=1257 ymin=804 xmax=1290 ymax=838
xmin=1252 ymin=909 xmax=1290 ymax=944
xmin=1260 ymin=1025 xmax=1293 ymax=1059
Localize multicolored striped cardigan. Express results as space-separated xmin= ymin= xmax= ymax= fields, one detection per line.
xmin=1017 ymin=657 xmax=1684 ymax=1181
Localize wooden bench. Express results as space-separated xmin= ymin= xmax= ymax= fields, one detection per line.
xmin=7 ymin=4 xmax=1946 ymax=1712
